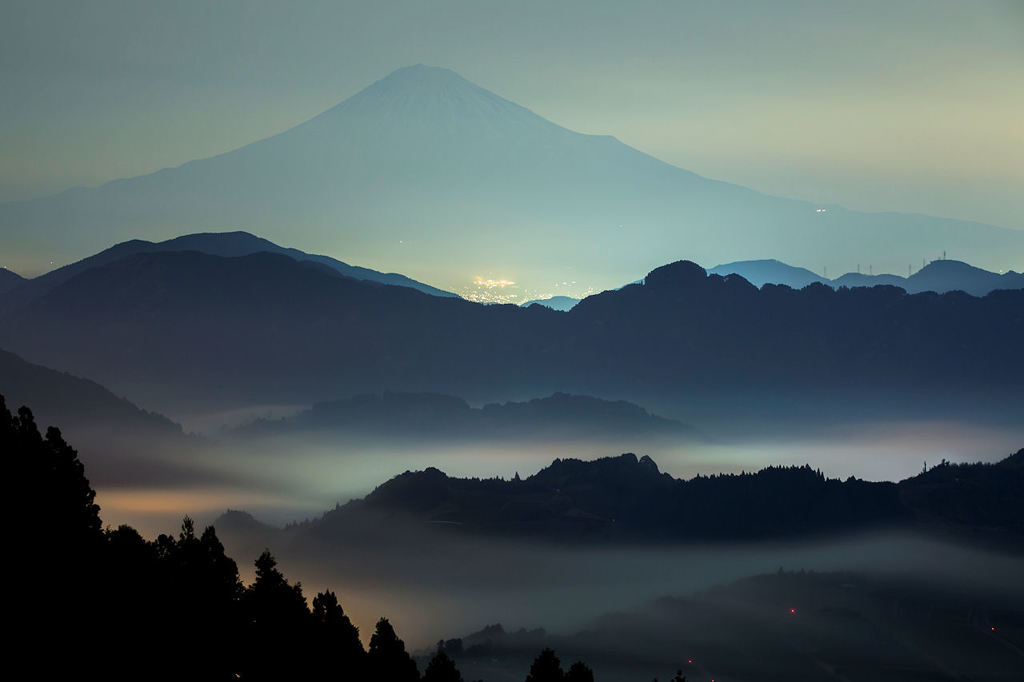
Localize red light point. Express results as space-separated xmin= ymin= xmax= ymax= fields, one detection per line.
xmin=790 ymin=608 xmax=796 ymax=614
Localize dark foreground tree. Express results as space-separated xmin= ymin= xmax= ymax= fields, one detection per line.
xmin=423 ymin=647 xmax=463 ymax=682
xmin=526 ymin=648 xmax=565 ymax=682
xmin=312 ymin=589 xmax=367 ymax=678
xmin=369 ymin=617 xmax=421 ymax=681
xmin=565 ymin=661 xmax=594 ymax=682
xmin=8 ymin=393 xmax=587 ymax=682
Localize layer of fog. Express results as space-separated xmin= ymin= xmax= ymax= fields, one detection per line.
xmin=90 ymin=415 xmax=1024 ymax=538
xmin=217 ymin=520 xmax=1023 ymax=652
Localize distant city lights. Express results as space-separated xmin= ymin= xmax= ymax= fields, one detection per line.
xmin=459 ymin=275 xmax=596 ymax=305
xmin=473 ymin=276 xmax=516 ymax=288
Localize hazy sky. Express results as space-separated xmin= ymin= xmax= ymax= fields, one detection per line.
xmin=1 ymin=0 xmax=1022 ymax=230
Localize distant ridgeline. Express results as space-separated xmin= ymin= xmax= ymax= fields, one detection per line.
xmin=238 ymin=391 xmax=690 ymax=440
xmin=709 ymin=257 xmax=1024 ymax=298
xmin=233 ymin=451 xmax=1024 ymax=547
xmin=4 ymin=65 xmax=1022 ymax=280
xmin=5 ymin=393 xmax=592 ymax=681
xmin=0 ymin=240 xmax=1021 ymax=409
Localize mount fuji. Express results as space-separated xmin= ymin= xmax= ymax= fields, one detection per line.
xmin=2 ymin=65 xmax=1021 ymax=291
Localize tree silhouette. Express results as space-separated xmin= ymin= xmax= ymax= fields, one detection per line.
xmin=311 ymin=589 xmax=366 ymax=679
xmin=526 ymin=648 xmax=565 ymax=682
xmin=423 ymin=647 xmax=463 ymax=682
xmin=565 ymin=661 xmax=594 ymax=682
xmin=4 ymin=393 xmax=598 ymax=682
xmin=368 ymin=617 xmax=420 ymax=681
xmin=243 ymin=550 xmax=312 ymax=680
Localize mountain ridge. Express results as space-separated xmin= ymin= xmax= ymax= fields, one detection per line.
xmin=712 ymin=258 xmax=1024 ymax=297
xmin=0 ymin=231 xmax=456 ymax=308
xmin=216 ymin=448 xmax=1024 ymax=546
xmin=0 ymin=247 xmax=1020 ymax=413
xmin=2 ymin=64 xmax=1020 ymax=287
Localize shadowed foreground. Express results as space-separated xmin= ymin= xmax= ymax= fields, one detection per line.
xmin=6 ymin=393 xmax=591 ymax=681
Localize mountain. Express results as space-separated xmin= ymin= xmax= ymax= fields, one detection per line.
xmin=708 ymin=259 xmax=828 ymax=289
xmin=902 ymin=259 xmax=1024 ymax=296
xmin=0 ymin=250 xmax=1020 ymax=413
xmin=2 ymin=65 xmax=1021 ymax=288
xmin=221 ymin=449 xmax=1024 ymax=546
xmin=1 ymin=231 xmax=455 ymax=308
xmin=239 ymin=391 xmax=689 ymax=440
xmin=0 ymin=249 xmax=559 ymax=409
xmin=831 ymin=271 xmax=910 ymax=289
xmin=0 ymin=348 xmax=189 ymax=484
xmin=829 ymin=259 xmax=1024 ymax=296
xmin=713 ymin=258 xmax=1024 ymax=297
xmin=0 ymin=348 xmax=181 ymax=438
xmin=0 ymin=267 xmax=24 ymax=295
xmin=521 ymin=296 xmax=580 ymax=311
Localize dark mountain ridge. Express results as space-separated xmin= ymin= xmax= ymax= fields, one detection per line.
xmin=711 ymin=257 xmax=1024 ymax=297
xmin=0 ymin=231 xmax=455 ymax=310
xmin=0 ymin=348 xmax=189 ymax=484
xmin=222 ymin=449 xmax=1024 ymax=547
xmin=0 ymin=348 xmax=181 ymax=438
xmin=0 ymin=249 xmax=1020 ymax=412
xmin=0 ymin=267 xmax=24 ymax=295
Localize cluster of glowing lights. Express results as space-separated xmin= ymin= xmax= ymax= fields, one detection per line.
xmin=473 ymin=276 xmax=516 ymax=289
xmin=459 ymin=275 xmax=597 ymax=306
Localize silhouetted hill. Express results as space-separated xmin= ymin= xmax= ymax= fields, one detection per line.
xmin=1 ymin=231 xmax=455 ymax=310
xmin=904 ymin=259 xmax=1024 ymax=296
xmin=240 ymin=391 xmax=689 ymax=441
xmin=259 ymin=449 xmax=1023 ymax=546
xmin=3 ymin=65 xmax=1021 ymax=287
xmin=0 ymin=249 xmax=560 ymax=407
xmin=521 ymin=296 xmax=580 ymax=311
xmin=898 ymin=455 xmax=1024 ymax=535
xmin=708 ymin=259 xmax=828 ymax=289
xmin=0 ymin=348 xmax=190 ymax=485
xmin=7 ymin=396 xmax=443 ymax=682
xmin=717 ymin=257 xmax=1024 ymax=297
xmin=0 ymin=251 xmax=1020 ymax=411
xmin=568 ymin=260 xmax=1023 ymax=391
xmin=0 ymin=348 xmax=181 ymax=438
xmin=0 ymin=267 xmax=24 ymax=295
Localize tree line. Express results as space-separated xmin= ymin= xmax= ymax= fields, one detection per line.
xmin=5 ymin=394 xmax=614 ymax=681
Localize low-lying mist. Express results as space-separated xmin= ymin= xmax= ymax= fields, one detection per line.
xmin=215 ymin=520 xmax=1023 ymax=653
xmin=91 ymin=414 xmax=1024 ymax=537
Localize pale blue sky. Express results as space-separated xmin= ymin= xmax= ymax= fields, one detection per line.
xmin=1 ymin=0 xmax=1022 ymax=229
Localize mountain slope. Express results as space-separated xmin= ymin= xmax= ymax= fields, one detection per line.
xmin=0 ymin=251 xmax=1020 ymax=412
xmin=0 ymin=348 xmax=181 ymax=437
xmin=521 ymin=296 xmax=580 ymax=311
xmin=2 ymin=65 xmax=1021 ymax=288
xmin=2 ymin=231 xmax=455 ymax=309
xmin=0 ymin=249 xmax=562 ymax=408
xmin=904 ymin=259 xmax=1024 ymax=296
xmin=708 ymin=259 xmax=828 ymax=289
xmin=224 ymin=449 xmax=1024 ymax=545
xmin=0 ymin=267 xmax=25 ymax=295
xmin=711 ymin=258 xmax=1024 ymax=296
